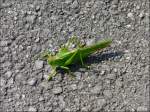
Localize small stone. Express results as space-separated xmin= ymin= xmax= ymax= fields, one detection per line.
xmin=28 ymin=78 xmax=37 ymax=86
xmin=75 ymin=72 xmax=82 ymax=80
xmin=3 ymin=47 xmax=9 ymax=52
xmin=15 ymin=94 xmax=21 ymax=99
xmin=115 ymin=80 xmax=123 ymax=88
xmin=26 ymin=15 xmax=36 ymax=23
xmin=136 ymin=5 xmax=140 ymax=10
xmin=78 ymin=82 xmax=84 ymax=89
xmin=52 ymin=87 xmax=62 ymax=94
xmin=127 ymin=12 xmax=134 ymax=20
xmin=39 ymin=96 xmax=44 ymax=101
xmin=106 ymin=74 xmax=116 ymax=80
xmin=126 ymin=24 xmax=131 ymax=28
xmin=40 ymin=81 xmax=50 ymax=89
xmin=28 ymin=106 xmax=37 ymax=111
xmin=90 ymin=84 xmax=102 ymax=94
xmin=14 ymin=16 xmax=18 ymax=20
xmin=71 ymin=0 xmax=78 ymax=9
xmin=70 ymin=84 xmax=77 ymax=90
xmin=139 ymin=11 xmax=145 ymax=18
xmin=126 ymin=56 xmax=130 ymax=60
xmin=58 ymin=96 xmax=65 ymax=109
xmin=0 ymin=78 xmax=6 ymax=86
xmin=22 ymin=94 xmax=26 ymax=99
xmin=51 ymin=15 xmax=58 ymax=20
xmin=5 ymin=71 xmax=12 ymax=79
xmin=0 ymin=40 xmax=8 ymax=47
xmin=112 ymin=0 xmax=119 ymax=5
xmin=137 ymin=106 xmax=147 ymax=111
xmin=103 ymin=89 xmax=112 ymax=98
xmin=100 ymin=70 xmax=105 ymax=75
xmin=19 ymin=45 xmax=24 ymax=51
xmin=35 ymin=37 xmax=40 ymax=42
xmin=34 ymin=60 xmax=44 ymax=70
xmin=81 ymin=105 xmax=91 ymax=111
xmin=86 ymin=38 xmax=95 ymax=46
xmin=85 ymin=1 xmax=93 ymax=8
xmin=35 ymin=6 xmax=40 ymax=12
xmin=43 ymin=74 xmax=49 ymax=80
xmin=65 ymin=0 xmax=73 ymax=4
xmin=8 ymin=98 xmax=12 ymax=102
xmin=113 ymin=68 xmax=117 ymax=73
xmin=97 ymin=98 xmax=106 ymax=109
xmin=68 ymin=27 xmax=74 ymax=32
xmin=8 ymin=78 xmax=14 ymax=85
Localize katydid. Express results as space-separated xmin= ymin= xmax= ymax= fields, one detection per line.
xmin=42 ymin=37 xmax=112 ymax=80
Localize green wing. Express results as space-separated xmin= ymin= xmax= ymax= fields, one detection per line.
xmin=57 ymin=47 xmax=70 ymax=57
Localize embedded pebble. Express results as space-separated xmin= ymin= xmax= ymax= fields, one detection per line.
xmin=74 ymin=72 xmax=82 ymax=80
xmin=1 ymin=78 xmax=6 ymax=86
xmin=65 ymin=0 xmax=73 ymax=4
xmin=106 ymin=74 xmax=116 ymax=80
xmin=103 ymin=90 xmax=113 ymax=98
xmin=139 ymin=11 xmax=145 ymax=18
xmin=34 ymin=60 xmax=44 ymax=70
xmin=126 ymin=24 xmax=132 ymax=28
xmin=7 ymin=78 xmax=14 ymax=85
xmin=26 ymin=15 xmax=37 ymax=23
xmin=97 ymin=98 xmax=106 ymax=109
xmin=137 ymin=106 xmax=148 ymax=111
xmin=28 ymin=78 xmax=37 ymax=86
xmin=22 ymin=94 xmax=26 ymax=99
xmin=28 ymin=106 xmax=37 ymax=111
xmin=86 ymin=38 xmax=95 ymax=46
xmin=113 ymin=68 xmax=118 ymax=73
xmin=70 ymin=84 xmax=77 ymax=90
xmin=58 ymin=96 xmax=66 ymax=109
xmin=0 ymin=40 xmax=8 ymax=47
xmin=116 ymin=79 xmax=123 ymax=87
xmin=90 ymin=84 xmax=102 ymax=94
xmin=5 ymin=71 xmax=12 ymax=79
xmin=100 ymin=70 xmax=105 ymax=75
xmin=112 ymin=0 xmax=119 ymax=5
xmin=3 ymin=47 xmax=9 ymax=52
xmin=71 ymin=0 xmax=78 ymax=9
xmin=127 ymin=12 xmax=134 ymax=20
xmin=52 ymin=87 xmax=63 ymax=94
xmin=39 ymin=96 xmax=44 ymax=101
xmin=35 ymin=6 xmax=40 ymax=12
xmin=81 ymin=105 xmax=91 ymax=112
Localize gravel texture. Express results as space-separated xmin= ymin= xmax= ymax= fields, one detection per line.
xmin=0 ymin=0 xmax=149 ymax=111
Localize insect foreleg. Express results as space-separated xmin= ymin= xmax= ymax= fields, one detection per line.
xmin=48 ymin=68 xmax=57 ymax=80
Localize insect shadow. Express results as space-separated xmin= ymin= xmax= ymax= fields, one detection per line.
xmin=57 ymin=51 xmax=124 ymax=77
xmin=85 ymin=51 xmax=124 ymax=65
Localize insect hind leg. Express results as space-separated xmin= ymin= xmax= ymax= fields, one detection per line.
xmin=79 ymin=50 xmax=90 ymax=69
xmin=60 ymin=66 xmax=75 ymax=79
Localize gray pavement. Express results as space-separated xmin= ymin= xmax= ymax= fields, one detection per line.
xmin=0 ymin=0 xmax=149 ymax=111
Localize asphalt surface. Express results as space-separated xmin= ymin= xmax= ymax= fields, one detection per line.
xmin=0 ymin=0 xmax=149 ymax=111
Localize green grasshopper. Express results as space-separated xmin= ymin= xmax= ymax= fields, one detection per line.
xmin=42 ymin=37 xmax=112 ymax=80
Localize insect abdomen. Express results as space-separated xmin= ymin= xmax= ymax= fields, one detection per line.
xmin=81 ymin=39 xmax=112 ymax=56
